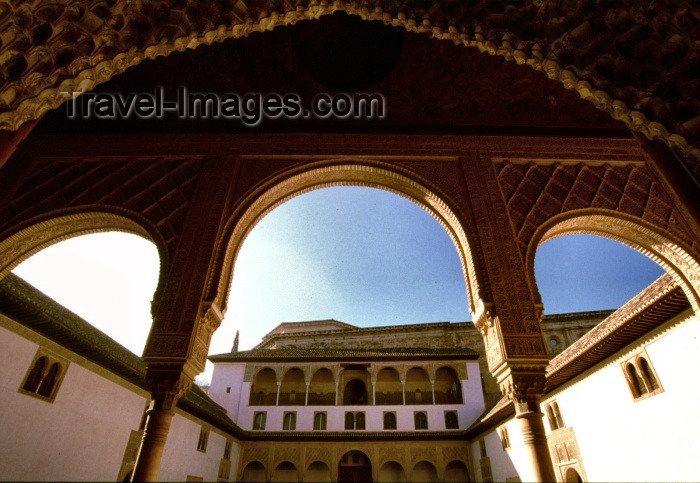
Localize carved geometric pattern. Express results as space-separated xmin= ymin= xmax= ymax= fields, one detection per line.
xmin=242 ymin=446 xmax=269 ymax=467
xmin=0 ymin=157 xmax=201 ymax=256
xmin=441 ymin=446 xmax=467 ymax=465
xmin=274 ymin=446 xmax=301 ymax=466
xmin=304 ymin=447 xmax=332 ymax=468
xmin=1 ymin=0 xmax=698 ymax=169
xmin=378 ymin=447 xmax=405 ymax=467
xmin=410 ymin=446 xmax=437 ymax=468
xmin=494 ymin=160 xmax=695 ymax=257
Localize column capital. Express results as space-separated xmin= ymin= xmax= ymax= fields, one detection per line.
xmin=145 ymin=365 xmax=194 ymax=412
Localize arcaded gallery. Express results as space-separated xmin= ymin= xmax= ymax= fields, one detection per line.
xmin=0 ymin=1 xmax=699 ymax=482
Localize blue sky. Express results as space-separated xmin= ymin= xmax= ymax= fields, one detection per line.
xmin=13 ymin=186 xmax=665 ymax=382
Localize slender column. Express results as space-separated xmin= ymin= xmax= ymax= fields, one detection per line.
xmin=305 ymin=382 xmax=310 ymax=406
xmin=276 ymin=382 xmax=281 ymax=406
xmin=430 ymin=381 xmax=435 ymax=404
xmin=502 ymin=371 xmax=556 ymax=483
xmin=401 ymin=381 xmax=406 ymax=405
xmin=132 ymin=368 xmax=192 ymax=482
xmin=131 ymin=408 xmax=173 ymax=482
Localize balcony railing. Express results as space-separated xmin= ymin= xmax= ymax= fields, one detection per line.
xmin=307 ymin=392 xmax=336 ymax=405
xmin=434 ymin=390 xmax=463 ymax=404
xmin=374 ymin=392 xmax=403 ymax=405
xmin=249 ymin=393 xmax=277 ymax=406
xmin=278 ymin=391 xmax=305 ymax=405
xmin=249 ymin=390 xmax=464 ymax=406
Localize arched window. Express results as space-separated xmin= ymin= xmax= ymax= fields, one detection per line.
xmin=308 ymin=368 xmax=335 ymax=405
xmin=414 ymin=411 xmax=428 ymax=430
xmin=384 ymin=412 xmax=397 ymax=430
xmin=546 ymin=405 xmax=558 ymax=431
xmin=283 ymin=412 xmax=296 ymax=431
xmin=638 ymin=357 xmax=660 ymax=392
xmin=37 ymin=362 xmax=60 ymax=397
xmin=626 ymin=363 xmax=646 ymax=398
xmin=375 ymin=367 xmax=402 ymax=405
xmin=279 ymin=368 xmax=305 ymax=406
xmin=345 ymin=412 xmax=355 ymax=430
xmin=22 ymin=356 xmax=46 ymax=393
xmin=435 ymin=367 xmax=462 ymax=404
xmin=250 ymin=368 xmax=277 ymax=406
xmin=253 ymin=412 xmax=266 ymax=430
xmin=313 ymin=412 xmax=327 ymax=430
xmin=405 ymin=367 xmax=431 ymax=405
xmin=344 ymin=411 xmax=365 ymax=430
xmin=355 ymin=412 xmax=365 ymax=430
xmin=444 ymin=411 xmax=458 ymax=430
xmin=551 ymin=401 xmax=564 ymax=429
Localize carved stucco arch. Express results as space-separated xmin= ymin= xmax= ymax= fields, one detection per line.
xmin=526 ymin=209 xmax=700 ymax=313
xmin=281 ymin=366 xmax=306 ymax=381
xmin=0 ymin=211 xmax=167 ymax=296
xmin=377 ymin=459 xmax=407 ymax=477
xmin=252 ymin=365 xmax=281 ymax=384
xmin=310 ymin=366 xmax=335 ymax=384
xmin=2 ymin=3 xmax=697 ymax=165
xmin=214 ymin=161 xmax=482 ymax=323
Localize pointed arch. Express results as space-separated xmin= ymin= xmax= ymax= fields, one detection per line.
xmin=527 ymin=210 xmax=700 ymax=313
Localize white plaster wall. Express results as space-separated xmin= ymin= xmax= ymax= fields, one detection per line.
xmin=462 ymin=361 xmax=486 ymax=427
xmin=209 ymin=363 xmax=246 ymax=423
xmin=484 ymin=419 xmax=528 ymax=482
xmin=160 ymin=414 xmax=229 ymax=482
xmin=543 ymin=311 xmax=700 ymax=482
xmin=0 ymin=324 xmax=147 ymax=481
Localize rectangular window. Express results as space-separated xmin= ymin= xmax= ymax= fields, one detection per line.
xmin=383 ymin=412 xmax=397 ymax=430
xmin=226 ymin=387 xmax=231 ymax=394
xmin=223 ymin=440 xmax=232 ymax=460
xmin=414 ymin=411 xmax=428 ymax=430
xmin=196 ymin=427 xmax=209 ymax=452
xmin=313 ymin=412 xmax=327 ymax=430
xmin=253 ymin=411 xmax=266 ymax=430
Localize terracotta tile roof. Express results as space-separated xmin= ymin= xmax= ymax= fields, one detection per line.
xmin=545 ymin=274 xmax=690 ymax=391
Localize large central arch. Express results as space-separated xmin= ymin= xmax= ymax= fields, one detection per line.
xmin=211 ymin=161 xmax=483 ymax=321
